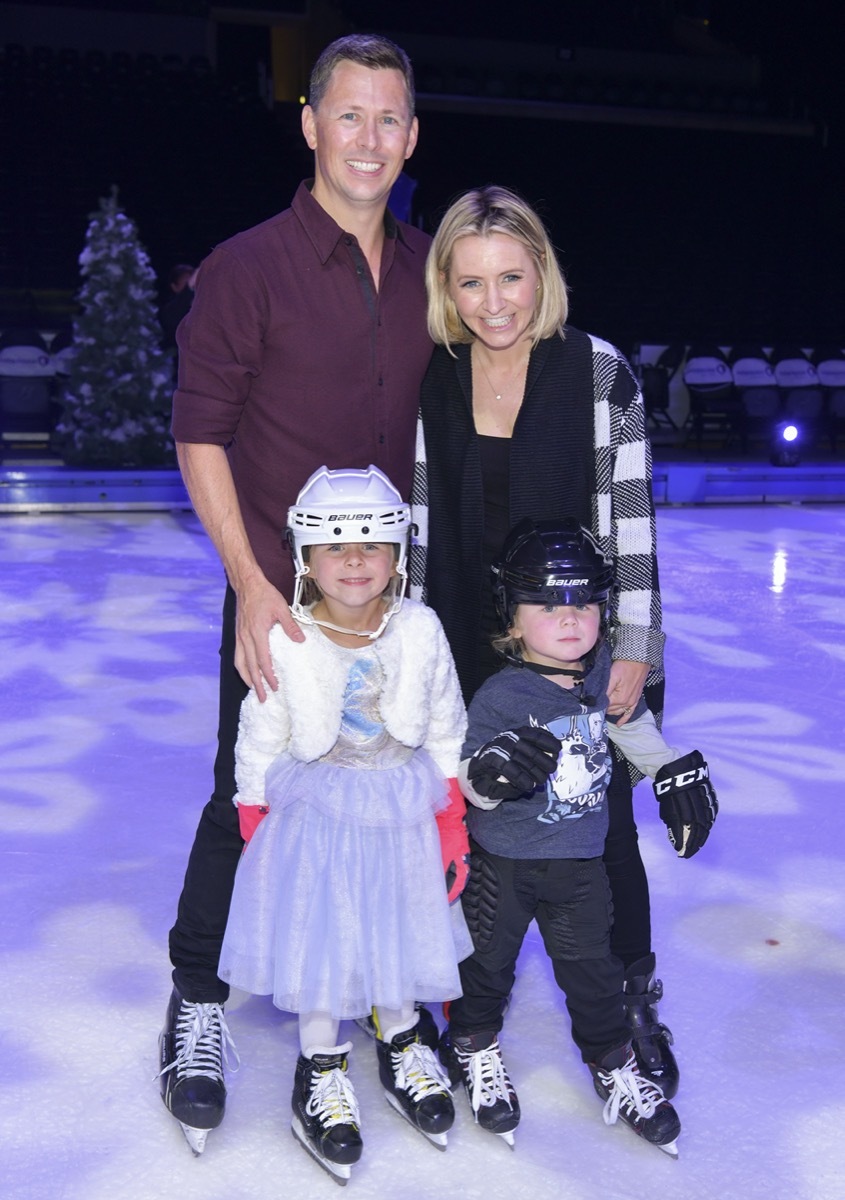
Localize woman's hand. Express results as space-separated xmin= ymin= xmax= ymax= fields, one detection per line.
xmin=607 ymin=659 xmax=650 ymax=726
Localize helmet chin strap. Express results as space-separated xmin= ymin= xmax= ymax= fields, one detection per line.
xmin=519 ymin=659 xmax=585 ymax=682
xmin=307 ymin=610 xmax=391 ymax=641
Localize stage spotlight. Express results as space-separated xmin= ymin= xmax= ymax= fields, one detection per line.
xmin=770 ymin=421 xmax=801 ymax=466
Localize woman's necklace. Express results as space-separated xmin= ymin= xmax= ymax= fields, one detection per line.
xmin=473 ymin=347 xmax=530 ymax=402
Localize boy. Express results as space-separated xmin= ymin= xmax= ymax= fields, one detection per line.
xmin=441 ymin=518 xmax=717 ymax=1156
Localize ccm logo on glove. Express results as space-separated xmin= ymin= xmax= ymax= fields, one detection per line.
xmin=654 ymin=763 xmax=709 ymax=795
xmin=652 ymin=750 xmax=718 ymax=860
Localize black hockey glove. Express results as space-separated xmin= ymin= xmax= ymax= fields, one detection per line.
xmin=653 ymin=750 xmax=718 ymax=859
xmin=467 ymin=726 xmax=561 ymax=801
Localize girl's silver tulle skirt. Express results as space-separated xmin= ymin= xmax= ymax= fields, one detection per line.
xmin=219 ymin=749 xmax=472 ymax=1018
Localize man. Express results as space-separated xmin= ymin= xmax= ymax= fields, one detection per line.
xmin=159 ymin=34 xmax=433 ymax=1155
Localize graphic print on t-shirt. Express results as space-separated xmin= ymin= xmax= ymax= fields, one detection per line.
xmin=537 ymin=710 xmax=611 ymax=824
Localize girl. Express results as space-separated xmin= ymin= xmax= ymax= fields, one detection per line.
xmin=218 ymin=465 xmax=472 ymax=1182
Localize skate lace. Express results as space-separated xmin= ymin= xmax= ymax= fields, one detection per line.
xmin=597 ymin=1051 xmax=663 ymax=1127
xmin=307 ymin=1065 xmax=361 ymax=1131
xmin=456 ymin=1040 xmax=514 ymax=1116
xmin=160 ymin=1000 xmax=239 ymax=1083
xmin=392 ymin=1041 xmax=451 ymax=1101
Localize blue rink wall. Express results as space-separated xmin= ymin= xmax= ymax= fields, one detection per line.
xmin=2 ymin=460 xmax=845 ymax=512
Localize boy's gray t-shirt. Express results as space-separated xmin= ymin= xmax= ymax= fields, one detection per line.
xmin=461 ymin=648 xmax=616 ymax=860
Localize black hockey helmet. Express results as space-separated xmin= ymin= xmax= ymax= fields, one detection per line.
xmin=492 ymin=518 xmax=616 ymax=634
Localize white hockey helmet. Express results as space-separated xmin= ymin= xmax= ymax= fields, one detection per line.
xmin=286 ymin=465 xmax=413 ymax=634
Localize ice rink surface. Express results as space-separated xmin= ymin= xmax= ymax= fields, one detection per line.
xmin=2 ymin=503 xmax=843 ymax=1200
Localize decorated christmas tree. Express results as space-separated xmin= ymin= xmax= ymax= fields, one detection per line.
xmin=55 ymin=188 xmax=175 ymax=466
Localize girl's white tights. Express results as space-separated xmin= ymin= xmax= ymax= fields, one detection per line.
xmin=299 ymin=1005 xmax=418 ymax=1058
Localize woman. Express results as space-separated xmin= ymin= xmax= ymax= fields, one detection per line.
xmin=414 ymin=185 xmax=678 ymax=1097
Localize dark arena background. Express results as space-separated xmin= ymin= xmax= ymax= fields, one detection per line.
xmin=1 ymin=5 xmax=844 ymax=1200
xmin=2 ymin=0 xmax=845 ymax=492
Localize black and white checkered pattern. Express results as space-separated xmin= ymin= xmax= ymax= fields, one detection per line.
xmin=410 ymin=331 xmax=664 ymax=691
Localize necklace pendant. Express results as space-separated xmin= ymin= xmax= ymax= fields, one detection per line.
xmin=495 ymin=392 xmax=502 ymax=401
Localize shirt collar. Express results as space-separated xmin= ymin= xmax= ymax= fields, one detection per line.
xmin=292 ymin=179 xmax=410 ymax=265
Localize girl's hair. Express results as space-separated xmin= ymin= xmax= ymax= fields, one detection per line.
xmin=425 ymin=185 xmax=569 ymax=352
xmin=308 ymin=33 xmax=416 ymax=115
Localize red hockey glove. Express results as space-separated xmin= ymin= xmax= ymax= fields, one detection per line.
xmin=237 ymin=802 xmax=269 ymax=845
xmin=435 ymin=780 xmax=470 ymax=904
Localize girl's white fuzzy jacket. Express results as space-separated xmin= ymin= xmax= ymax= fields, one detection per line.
xmin=234 ymin=599 xmax=468 ymax=807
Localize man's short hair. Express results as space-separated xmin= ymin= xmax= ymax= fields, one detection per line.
xmin=308 ymin=33 xmax=415 ymax=115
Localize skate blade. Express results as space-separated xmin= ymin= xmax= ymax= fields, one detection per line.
xmin=425 ymin=1130 xmax=449 ymax=1149
xmin=496 ymin=1129 xmax=516 ymax=1148
xmin=179 ymin=1123 xmax=210 ymax=1156
xmin=656 ymin=1138 xmax=679 ymax=1159
xmin=384 ymin=1090 xmax=451 ymax=1150
xmin=291 ymin=1116 xmax=353 ymax=1185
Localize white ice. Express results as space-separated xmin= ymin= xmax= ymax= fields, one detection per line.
xmin=2 ymin=504 xmax=844 ymax=1200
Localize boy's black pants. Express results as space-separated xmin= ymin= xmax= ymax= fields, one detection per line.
xmin=449 ymin=841 xmax=630 ymax=1063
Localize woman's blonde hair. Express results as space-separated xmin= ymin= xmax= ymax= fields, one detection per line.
xmin=426 ymin=185 xmax=569 ymax=352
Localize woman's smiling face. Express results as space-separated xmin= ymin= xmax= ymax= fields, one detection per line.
xmin=447 ymin=232 xmax=540 ymax=352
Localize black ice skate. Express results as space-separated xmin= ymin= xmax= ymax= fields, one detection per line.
xmin=354 ymin=1002 xmax=440 ymax=1051
xmin=158 ymin=987 xmax=238 ymax=1155
xmin=439 ymin=1029 xmax=520 ymax=1146
xmin=623 ymin=954 xmax=680 ymax=1099
xmin=376 ymin=1026 xmax=455 ymax=1148
xmin=589 ymin=1044 xmax=681 ymax=1157
xmin=292 ymin=1043 xmax=363 ymax=1185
